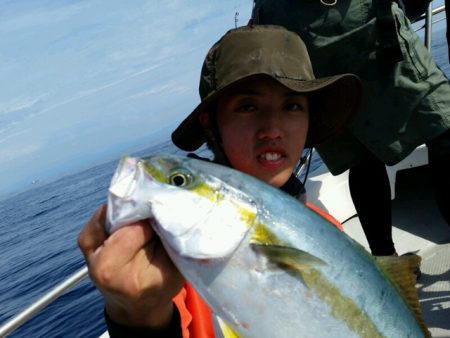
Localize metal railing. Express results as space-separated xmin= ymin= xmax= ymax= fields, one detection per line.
xmin=0 ymin=2 xmax=447 ymax=338
xmin=417 ymin=4 xmax=447 ymax=50
xmin=0 ymin=266 xmax=88 ymax=337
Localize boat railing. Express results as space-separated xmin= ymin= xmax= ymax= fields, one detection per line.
xmin=0 ymin=2 xmax=447 ymax=337
xmin=416 ymin=4 xmax=446 ymax=50
xmin=0 ymin=267 xmax=88 ymax=337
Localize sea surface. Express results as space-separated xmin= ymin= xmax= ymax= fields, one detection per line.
xmin=1 ymin=29 xmax=449 ymax=338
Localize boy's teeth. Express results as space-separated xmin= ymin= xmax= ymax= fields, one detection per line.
xmin=263 ymin=152 xmax=281 ymax=161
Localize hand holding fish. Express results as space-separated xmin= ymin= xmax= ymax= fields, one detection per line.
xmin=77 ymin=205 xmax=184 ymax=329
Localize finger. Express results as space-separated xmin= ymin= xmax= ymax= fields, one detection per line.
xmin=100 ymin=219 xmax=154 ymax=266
xmin=78 ymin=205 xmax=108 ymax=259
xmin=146 ymin=237 xmax=183 ymax=283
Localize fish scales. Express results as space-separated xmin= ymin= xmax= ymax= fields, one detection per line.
xmin=106 ymin=154 xmax=427 ymax=338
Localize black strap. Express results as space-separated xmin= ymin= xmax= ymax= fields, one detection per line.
xmin=280 ymin=174 xmax=306 ymax=199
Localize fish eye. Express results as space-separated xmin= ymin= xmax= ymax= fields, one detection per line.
xmin=169 ymin=170 xmax=192 ymax=187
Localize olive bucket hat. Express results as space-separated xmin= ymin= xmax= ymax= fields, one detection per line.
xmin=172 ymin=25 xmax=362 ymax=151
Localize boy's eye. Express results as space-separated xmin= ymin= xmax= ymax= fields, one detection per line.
xmin=284 ymin=102 xmax=304 ymax=111
xmin=236 ymin=104 xmax=257 ymax=112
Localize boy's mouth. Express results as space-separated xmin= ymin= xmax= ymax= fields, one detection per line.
xmin=258 ymin=152 xmax=283 ymax=161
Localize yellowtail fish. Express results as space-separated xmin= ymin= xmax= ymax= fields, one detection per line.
xmin=106 ymin=154 xmax=430 ymax=338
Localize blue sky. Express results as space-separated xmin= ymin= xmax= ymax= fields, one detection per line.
xmin=0 ymin=0 xmax=253 ymax=197
xmin=0 ymin=1 xmax=448 ymax=198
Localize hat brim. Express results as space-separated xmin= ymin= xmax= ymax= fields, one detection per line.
xmin=172 ymin=73 xmax=362 ymax=151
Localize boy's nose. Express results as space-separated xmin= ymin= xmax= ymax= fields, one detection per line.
xmin=256 ymin=110 xmax=283 ymax=140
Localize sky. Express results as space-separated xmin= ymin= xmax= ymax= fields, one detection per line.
xmin=0 ymin=0 xmax=448 ymax=198
xmin=0 ymin=0 xmax=254 ymax=197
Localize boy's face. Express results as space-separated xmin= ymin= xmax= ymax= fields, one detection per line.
xmin=215 ymin=77 xmax=309 ymax=187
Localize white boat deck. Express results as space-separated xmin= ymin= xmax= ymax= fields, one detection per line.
xmin=306 ymin=149 xmax=450 ymax=338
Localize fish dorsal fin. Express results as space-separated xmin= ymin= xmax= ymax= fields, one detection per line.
xmin=376 ymin=254 xmax=431 ymax=338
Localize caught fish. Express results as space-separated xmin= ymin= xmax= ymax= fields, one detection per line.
xmin=106 ymin=154 xmax=430 ymax=338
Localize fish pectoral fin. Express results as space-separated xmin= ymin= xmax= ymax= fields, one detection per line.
xmin=376 ymin=254 xmax=431 ymax=338
xmin=251 ymin=243 xmax=326 ymax=273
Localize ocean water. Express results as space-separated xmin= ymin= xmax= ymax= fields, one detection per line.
xmin=1 ymin=29 xmax=449 ymax=338
xmin=0 ymin=140 xmax=191 ymax=338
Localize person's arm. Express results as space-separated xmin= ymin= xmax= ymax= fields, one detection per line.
xmin=104 ymin=305 xmax=182 ymax=338
xmin=78 ymin=205 xmax=185 ymax=335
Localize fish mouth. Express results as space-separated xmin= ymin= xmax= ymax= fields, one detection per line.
xmin=107 ymin=154 xmax=258 ymax=259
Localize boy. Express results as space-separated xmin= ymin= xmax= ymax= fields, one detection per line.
xmin=78 ymin=25 xmax=362 ymax=337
